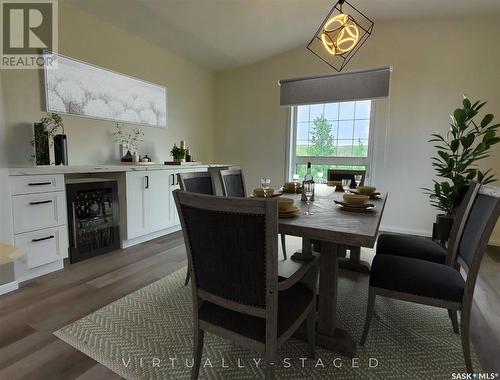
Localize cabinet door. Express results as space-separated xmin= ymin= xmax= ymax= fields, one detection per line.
xmin=149 ymin=171 xmax=173 ymax=232
xmin=125 ymin=172 xmax=149 ymax=239
xmin=170 ymin=172 xmax=181 ymax=226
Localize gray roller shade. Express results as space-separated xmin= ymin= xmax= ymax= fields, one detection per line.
xmin=279 ymin=66 xmax=391 ymax=106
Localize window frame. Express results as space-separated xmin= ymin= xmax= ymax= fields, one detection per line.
xmin=285 ymin=100 xmax=376 ymax=183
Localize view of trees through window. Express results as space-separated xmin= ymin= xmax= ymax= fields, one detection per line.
xmin=296 ymin=101 xmax=371 ymax=157
xmin=293 ymin=100 xmax=371 ymax=179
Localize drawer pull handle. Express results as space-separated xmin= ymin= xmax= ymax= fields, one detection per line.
xmin=28 ymin=182 xmax=52 ymax=186
xmin=32 ymin=235 xmax=55 ymax=242
xmin=29 ymin=200 xmax=53 ymax=205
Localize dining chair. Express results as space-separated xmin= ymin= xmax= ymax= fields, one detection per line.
xmin=219 ymin=168 xmax=288 ymax=260
xmin=327 ymin=169 xmax=366 ymax=189
xmin=360 ymin=184 xmax=500 ymax=372
xmin=178 ymin=171 xmax=216 ymax=286
xmin=173 ymin=190 xmax=318 ymax=380
xmin=178 ymin=171 xmax=215 ymax=196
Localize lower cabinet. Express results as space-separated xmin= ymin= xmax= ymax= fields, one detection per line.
xmin=125 ymin=171 xmax=177 ymax=240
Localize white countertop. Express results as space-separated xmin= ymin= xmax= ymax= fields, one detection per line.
xmin=8 ymin=164 xmax=232 ymax=176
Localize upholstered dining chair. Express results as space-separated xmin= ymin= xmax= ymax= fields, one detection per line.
xmin=360 ymin=184 xmax=500 ymax=372
xmin=178 ymin=171 xmax=215 ymax=196
xmin=178 ymin=171 xmax=216 ymax=286
xmin=173 ymin=190 xmax=318 ymax=380
xmin=219 ymin=168 xmax=288 ymax=260
xmin=327 ymin=169 xmax=366 ymax=189
xmin=376 ymin=182 xmax=480 ymax=332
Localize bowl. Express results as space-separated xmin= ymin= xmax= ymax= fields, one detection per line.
xmin=278 ymin=197 xmax=294 ymax=211
xmin=343 ymin=193 xmax=369 ymax=205
xmin=253 ymin=188 xmax=274 ymax=197
xmin=357 ymin=186 xmax=376 ymax=195
xmin=328 ymin=180 xmax=342 ymax=187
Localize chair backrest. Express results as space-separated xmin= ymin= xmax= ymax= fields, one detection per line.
xmin=327 ymin=169 xmax=366 ymax=188
xmin=219 ymin=169 xmax=247 ymax=197
xmin=173 ymin=190 xmax=278 ymax=314
xmin=446 ymin=181 xmax=480 ymax=266
xmin=456 ymin=185 xmax=499 ymax=304
xmin=178 ymin=171 xmax=214 ymax=195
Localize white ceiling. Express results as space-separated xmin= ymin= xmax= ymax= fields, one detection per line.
xmin=68 ymin=0 xmax=500 ymax=71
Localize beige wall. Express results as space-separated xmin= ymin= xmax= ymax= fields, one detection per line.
xmin=1 ymin=2 xmax=215 ymax=166
xmin=0 ymin=71 xmax=6 ymax=168
xmin=214 ymin=16 xmax=500 ymax=243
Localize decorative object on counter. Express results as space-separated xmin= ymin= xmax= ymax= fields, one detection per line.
xmin=170 ymin=142 xmax=187 ymax=163
xmin=44 ymin=52 xmax=167 ymax=128
xmin=142 ymin=155 xmax=152 ymax=162
xmin=32 ymin=122 xmax=50 ymax=165
xmin=185 ymin=148 xmax=192 ymax=162
xmin=31 ymin=113 xmax=66 ymax=166
xmin=113 ymin=123 xmax=144 ymax=162
xmin=423 ymin=96 xmax=500 ymax=243
xmin=132 ymin=151 xmax=140 ymax=163
xmin=164 ymin=160 xmax=201 ymax=166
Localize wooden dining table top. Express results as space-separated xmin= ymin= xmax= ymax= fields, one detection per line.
xmin=278 ymin=185 xmax=387 ymax=248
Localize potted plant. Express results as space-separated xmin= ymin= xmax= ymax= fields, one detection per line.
xmin=31 ymin=113 xmax=66 ymax=165
xmin=424 ymin=96 xmax=500 ymax=242
xmin=113 ymin=123 xmax=144 ymax=162
xmin=170 ymin=144 xmax=187 ymax=162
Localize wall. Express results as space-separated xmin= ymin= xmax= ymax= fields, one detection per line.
xmin=0 ymin=1 xmax=214 ymax=166
xmin=214 ymin=16 xmax=500 ymax=243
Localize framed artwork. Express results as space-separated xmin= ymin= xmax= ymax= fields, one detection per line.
xmin=44 ymin=52 xmax=167 ymax=128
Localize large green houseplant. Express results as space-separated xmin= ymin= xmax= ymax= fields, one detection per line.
xmin=424 ymin=96 xmax=500 ymax=241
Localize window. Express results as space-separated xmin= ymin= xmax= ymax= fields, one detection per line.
xmin=287 ymin=100 xmax=374 ymax=179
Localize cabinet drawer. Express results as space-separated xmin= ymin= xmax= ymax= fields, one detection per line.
xmin=11 ymin=175 xmax=65 ymax=195
xmin=14 ymin=226 xmax=68 ymax=268
xmin=12 ymin=191 xmax=67 ymax=233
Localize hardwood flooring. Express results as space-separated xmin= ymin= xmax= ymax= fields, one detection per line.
xmin=0 ymin=233 xmax=498 ymax=379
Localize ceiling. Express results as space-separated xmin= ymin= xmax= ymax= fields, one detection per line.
xmin=68 ymin=0 xmax=500 ymax=71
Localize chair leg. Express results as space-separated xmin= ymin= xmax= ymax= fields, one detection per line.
xmin=448 ymin=309 xmax=459 ymax=334
xmin=460 ymin=308 xmax=473 ymax=372
xmin=360 ymin=287 xmax=376 ymax=346
xmin=307 ymin=306 xmax=316 ymax=358
xmin=191 ymin=327 xmax=204 ymax=380
xmin=280 ymin=234 xmax=287 ymax=260
xmin=184 ymin=266 xmax=191 ymax=286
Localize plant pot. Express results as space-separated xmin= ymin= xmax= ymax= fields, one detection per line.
xmin=174 ymin=158 xmax=186 ymax=163
xmin=53 ymin=134 xmax=68 ymax=166
xmin=436 ymin=214 xmax=454 ymax=243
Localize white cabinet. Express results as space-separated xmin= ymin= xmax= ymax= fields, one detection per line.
xmin=125 ymin=171 xmax=177 ymax=240
xmin=125 ymin=172 xmax=151 ymax=240
xmin=149 ymin=171 xmax=174 ymax=232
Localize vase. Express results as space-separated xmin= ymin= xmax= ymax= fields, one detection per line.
xmin=33 ymin=123 xmax=50 ymax=165
xmin=121 ymin=150 xmax=133 ymax=162
xmin=54 ymin=134 xmax=68 ymax=166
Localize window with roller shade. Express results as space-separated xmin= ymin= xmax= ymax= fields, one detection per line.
xmin=290 ymin=100 xmax=373 ymax=179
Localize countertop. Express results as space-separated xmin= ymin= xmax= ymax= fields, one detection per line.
xmin=8 ymin=164 xmax=232 ymax=176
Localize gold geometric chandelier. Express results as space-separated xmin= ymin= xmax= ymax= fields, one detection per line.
xmin=308 ymin=0 xmax=374 ymax=71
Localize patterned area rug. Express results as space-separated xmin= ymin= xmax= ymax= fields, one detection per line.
xmin=55 ymin=265 xmax=479 ymax=379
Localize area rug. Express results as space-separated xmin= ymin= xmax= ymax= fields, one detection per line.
xmin=55 ymin=265 xmax=479 ymax=379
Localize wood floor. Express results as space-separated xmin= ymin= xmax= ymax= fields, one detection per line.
xmin=0 ymin=233 xmax=498 ymax=379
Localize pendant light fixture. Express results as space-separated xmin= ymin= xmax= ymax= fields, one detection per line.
xmin=307 ymin=0 xmax=374 ymax=72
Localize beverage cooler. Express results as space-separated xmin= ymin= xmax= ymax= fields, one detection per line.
xmin=66 ymin=178 xmax=120 ymax=263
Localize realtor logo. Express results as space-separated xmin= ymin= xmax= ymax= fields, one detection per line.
xmin=1 ymin=0 xmax=58 ymax=68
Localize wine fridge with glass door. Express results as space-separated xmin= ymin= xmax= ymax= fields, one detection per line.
xmin=66 ymin=178 xmax=120 ymax=263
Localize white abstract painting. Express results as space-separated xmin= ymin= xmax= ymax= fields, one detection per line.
xmin=44 ymin=53 xmax=167 ymax=128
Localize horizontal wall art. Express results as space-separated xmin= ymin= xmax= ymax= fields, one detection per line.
xmin=44 ymin=52 xmax=167 ymax=128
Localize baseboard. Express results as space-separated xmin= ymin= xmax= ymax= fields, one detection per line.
xmin=121 ymin=225 xmax=182 ymax=248
xmin=16 ymin=260 xmax=64 ymax=284
xmin=0 ymin=280 xmax=18 ymax=295
xmin=379 ymin=224 xmax=432 ymax=238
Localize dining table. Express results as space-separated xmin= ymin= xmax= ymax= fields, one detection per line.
xmin=277 ymin=184 xmax=387 ymax=357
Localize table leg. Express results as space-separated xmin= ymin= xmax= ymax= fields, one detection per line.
xmin=316 ymin=242 xmax=356 ymax=357
xmin=339 ymin=246 xmax=371 ymax=273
